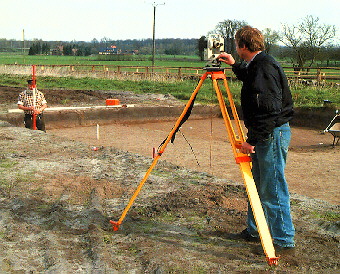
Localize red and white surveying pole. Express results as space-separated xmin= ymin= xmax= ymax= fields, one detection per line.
xmin=31 ymin=65 xmax=37 ymax=130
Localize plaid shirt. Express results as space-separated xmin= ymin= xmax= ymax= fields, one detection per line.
xmin=17 ymin=89 xmax=47 ymax=114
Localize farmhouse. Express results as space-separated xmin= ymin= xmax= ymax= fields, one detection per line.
xmin=99 ymin=45 xmax=120 ymax=55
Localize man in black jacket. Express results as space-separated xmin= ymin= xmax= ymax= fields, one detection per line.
xmin=218 ymin=26 xmax=295 ymax=251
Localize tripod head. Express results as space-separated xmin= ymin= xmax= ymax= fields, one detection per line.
xmin=203 ymin=66 xmax=225 ymax=72
xmin=205 ymin=58 xmax=222 ymax=68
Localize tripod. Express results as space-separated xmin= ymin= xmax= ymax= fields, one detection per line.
xmin=110 ymin=67 xmax=279 ymax=265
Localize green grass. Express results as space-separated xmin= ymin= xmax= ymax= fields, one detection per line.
xmin=0 ymin=158 xmax=18 ymax=169
xmin=312 ymin=211 xmax=340 ymax=222
xmin=292 ymin=85 xmax=339 ymax=108
xmin=0 ymin=73 xmax=239 ymax=105
xmin=0 ymin=53 xmax=338 ymax=108
xmin=1 ymin=73 xmax=338 ymax=108
xmin=0 ymin=53 xmax=205 ymax=67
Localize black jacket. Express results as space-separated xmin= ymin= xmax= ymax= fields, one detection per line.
xmin=232 ymin=52 xmax=294 ymax=145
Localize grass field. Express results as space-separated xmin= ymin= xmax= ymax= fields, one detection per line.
xmin=0 ymin=53 xmax=205 ymax=67
xmin=0 ymin=53 xmax=339 ymax=108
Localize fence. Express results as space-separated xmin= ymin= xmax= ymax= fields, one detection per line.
xmin=1 ymin=64 xmax=340 ymax=83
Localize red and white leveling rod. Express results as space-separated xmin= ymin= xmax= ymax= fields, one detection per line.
xmin=31 ymin=65 xmax=37 ymax=130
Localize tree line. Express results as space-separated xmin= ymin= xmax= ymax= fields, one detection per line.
xmin=0 ymin=15 xmax=338 ymax=67
xmin=0 ymin=38 xmax=199 ymax=57
xmin=199 ymin=15 xmax=338 ymax=68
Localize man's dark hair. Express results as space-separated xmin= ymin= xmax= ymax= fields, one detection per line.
xmin=235 ymin=25 xmax=265 ymax=52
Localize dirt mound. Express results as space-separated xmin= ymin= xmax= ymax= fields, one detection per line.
xmin=0 ymin=126 xmax=339 ymax=272
xmin=0 ymin=85 xmax=181 ymax=112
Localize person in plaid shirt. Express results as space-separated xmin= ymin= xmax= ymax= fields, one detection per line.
xmin=17 ymin=79 xmax=47 ymax=131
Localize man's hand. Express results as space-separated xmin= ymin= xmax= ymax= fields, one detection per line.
xmin=33 ymin=104 xmax=47 ymax=114
xmin=240 ymin=142 xmax=255 ymax=154
xmin=33 ymin=108 xmax=42 ymax=115
xmin=217 ymin=53 xmax=235 ymax=66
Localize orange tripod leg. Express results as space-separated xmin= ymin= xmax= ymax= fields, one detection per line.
xmin=110 ymin=72 xmax=208 ymax=231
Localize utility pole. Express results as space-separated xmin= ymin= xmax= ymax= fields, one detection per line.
xmin=22 ymin=29 xmax=25 ymax=54
xmin=22 ymin=29 xmax=25 ymax=63
xmin=151 ymin=1 xmax=165 ymax=68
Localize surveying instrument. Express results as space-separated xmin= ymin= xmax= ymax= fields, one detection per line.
xmin=110 ymin=35 xmax=279 ymax=265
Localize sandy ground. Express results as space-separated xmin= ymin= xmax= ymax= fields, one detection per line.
xmin=49 ymin=118 xmax=339 ymax=205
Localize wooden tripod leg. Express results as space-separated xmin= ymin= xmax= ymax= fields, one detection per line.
xmin=212 ymin=76 xmax=278 ymax=265
xmin=239 ymin=162 xmax=279 ymax=265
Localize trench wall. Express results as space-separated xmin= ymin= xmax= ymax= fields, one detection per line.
xmin=0 ymin=105 xmax=221 ymax=129
xmin=0 ymin=105 xmax=336 ymax=130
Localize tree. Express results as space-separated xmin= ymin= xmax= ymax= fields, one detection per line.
xmin=263 ymin=28 xmax=280 ymax=54
xmin=164 ymin=48 xmax=180 ymax=55
xmin=197 ymin=36 xmax=206 ymax=61
xmin=28 ymin=42 xmax=41 ymax=55
xmin=100 ymin=37 xmax=111 ymax=49
xmin=91 ymin=38 xmax=99 ymax=45
xmin=28 ymin=46 xmax=35 ymax=55
xmin=281 ymin=15 xmax=336 ymax=68
xmin=63 ymin=44 xmax=73 ymax=56
xmin=213 ymin=19 xmax=248 ymax=56
xmin=41 ymin=43 xmax=50 ymax=55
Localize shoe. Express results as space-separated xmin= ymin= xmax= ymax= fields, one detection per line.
xmin=274 ymin=244 xmax=296 ymax=256
xmin=251 ymin=243 xmax=296 ymax=256
xmin=235 ymin=229 xmax=260 ymax=242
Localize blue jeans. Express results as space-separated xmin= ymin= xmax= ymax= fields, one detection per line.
xmin=247 ymin=123 xmax=295 ymax=247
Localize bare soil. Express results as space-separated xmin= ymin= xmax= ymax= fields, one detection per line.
xmin=0 ymin=86 xmax=339 ymax=273
xmin=49 ymin=118 xmax=339 ymax=205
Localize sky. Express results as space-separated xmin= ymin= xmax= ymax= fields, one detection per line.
xmin=1 ymin=0 xmax=339 ymax=42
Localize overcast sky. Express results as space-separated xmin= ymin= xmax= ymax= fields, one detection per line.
xmin=1 ymin=0 xmax=339 ymax=42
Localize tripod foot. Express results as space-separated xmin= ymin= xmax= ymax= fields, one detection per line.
xmin=109 ymin=220 xmax=121 ymax=231
xmin=267 ymin=256 xmax=279 ymax=266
